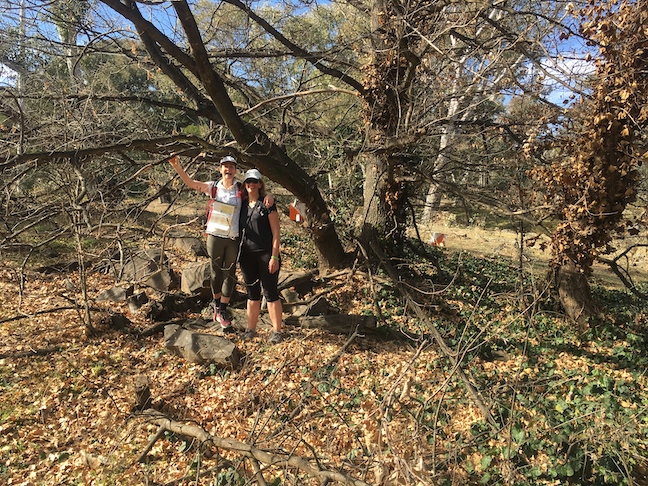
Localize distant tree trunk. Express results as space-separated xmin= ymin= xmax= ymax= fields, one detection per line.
xmin=421 ymin=53 xmax=466 ymax=223
xmin=51 ymin=0 xmax=88 ymax=86
xmin=422 ymin=128 xmax=455 ymax=221
xmin=555 ymin=262 xmax=597 ymax=327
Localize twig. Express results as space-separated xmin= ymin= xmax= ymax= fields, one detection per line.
xmin=355 ymin=240 xmax=385 ymax=323
xmin=597 ymin=244 xmax=648 ymax=299
xmin=0 ymin=306 xmax=79 ymax=324
xmin=160 ymin=464 xmax=231 ymax=486
xmin=250 ymin=457 xmax=268 ymax=486
xmin=320 ymin=330 xmax=360 ymax=376
xmin=135 ymin=425 xmax=166 ymax=463
xmin=0 ymin=346 xmax=62 ymax=359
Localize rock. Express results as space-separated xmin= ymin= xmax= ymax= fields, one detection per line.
xmin=132 ymin=375 xmax=152 ymax=411
xmin=114 ymin=249 xmax=167 ymax=282
xmin=164 ymin=324 xmax=240 ymax=368
xmin=103 ymin=313 xmax=137 ymax=334
xmin=278 ymin=271 xmax=315 ymax=295
xmin=292 ymin=296 xmax=330 ymax=317
xmin=280 ymin=288 xmax=301 ymax=314
xmin=146 ymin=301 xmax=174 ymax=322
xmin=169 ymin=236 xmax=207 ymax=257
xmin=281 ymin=288 xmax=300 ymax=304
xmin=34 ymin=261 xmax=79 ymax=274
xmin=127 ymin=292 xmax=149 ymax=312
xmin=181 ymin=261 xmax=211 ymax=294
xmin=96 ymin=285 xmax=134 ymax=302
xmin=143 ymin=268 xmax=176 ymax=292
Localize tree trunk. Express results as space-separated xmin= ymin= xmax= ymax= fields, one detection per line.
xmin=422 ymin=141 xmax=452 ymax=221
xmin=358 ymin=152 xmax=391 ymax=242
xmin=422 ymin=97 xmax=461 ymax=223
xmin=355 ymin=0 xmax=411 ymax=247
xmin=556 ymin=261 xmax=598 ymax=327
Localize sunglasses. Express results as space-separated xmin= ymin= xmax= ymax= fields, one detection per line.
xmin=245 ymin=179 xmax=260 ymax=184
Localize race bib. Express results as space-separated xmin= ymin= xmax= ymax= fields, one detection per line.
xmin=206 ymin=201 xmax=236 ymax=237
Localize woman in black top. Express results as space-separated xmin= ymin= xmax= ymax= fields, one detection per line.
xmin=239 ymin=169 xmax=283 ymax=343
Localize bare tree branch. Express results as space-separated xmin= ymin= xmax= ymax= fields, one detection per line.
xmin=137 ymin=409 xmax=372 ymax=486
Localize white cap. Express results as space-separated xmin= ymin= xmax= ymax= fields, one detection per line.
xmin=243 ymin=168 xmax=262 ymax=182
xmin=220 ymin=155 xmax=237 ymax=166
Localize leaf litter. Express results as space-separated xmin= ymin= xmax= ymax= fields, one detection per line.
xmin=1 ymin=245 xmax=647 ymax=485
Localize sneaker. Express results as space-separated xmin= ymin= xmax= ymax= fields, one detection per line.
xmin=268 ymin=331 xmax=283 ymax=344
xmin=216 ymin=309 xmax=233 ymax=329
xmin=241 ymin=329 xmax=257 ymax=340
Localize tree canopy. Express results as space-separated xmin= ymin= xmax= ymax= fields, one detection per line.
xmin=1 ymin=0 xmax=646 ymax=308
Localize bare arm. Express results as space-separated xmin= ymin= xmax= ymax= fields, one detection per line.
xmin=268 ymin=210 xmax=281 ymax=274
xmin=168 ymin=156 xmax=209 ymax=193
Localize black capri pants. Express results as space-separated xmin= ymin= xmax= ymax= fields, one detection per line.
xmin=239 ymin=251 xmax=280 ymax=302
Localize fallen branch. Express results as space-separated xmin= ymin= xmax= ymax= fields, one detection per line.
xmin=137 ymin=409 xmax=371 ymax=486
xmin=284 ymin=314 xmax=376 ymax=334
xmin=0 ymin=346 xmax=62 ymax=359
xmin=318 ymin=330 xmax=360 ymax=379
xmin=135 ymin=425 xmax=165 ymax=463
xmin=161 ymin=464 xmax=233 ymax=486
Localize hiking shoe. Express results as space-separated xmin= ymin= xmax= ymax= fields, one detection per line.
xmin=216 ymin=309 xmax=233 ymax=329
xmin=268 ymin=331 xmax=283 ymax=344
xmin=241 ymin=329 xmax=257 ymax=341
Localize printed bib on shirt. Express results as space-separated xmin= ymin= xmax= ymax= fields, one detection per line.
xmin=206 ymin=200 xmax=236 ymax=237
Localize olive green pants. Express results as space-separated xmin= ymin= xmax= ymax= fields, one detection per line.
xmin=206 ymin=234 xmax=240 ymax=298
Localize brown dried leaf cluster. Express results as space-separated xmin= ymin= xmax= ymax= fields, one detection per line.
xmin=530 ymin=0 xmax=648 ymax=274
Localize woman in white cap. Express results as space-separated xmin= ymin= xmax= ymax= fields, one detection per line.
xmin=239 ymin=168 xmax=283 ymax=344
xmin=168 ymin=155 xmax=273 ymax=329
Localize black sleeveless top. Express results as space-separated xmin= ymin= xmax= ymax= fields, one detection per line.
xmin=240 ymin=200 xmax=277 ymax=253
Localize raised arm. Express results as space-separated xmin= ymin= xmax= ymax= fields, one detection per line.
xmin=168 ymin=156 xmax=209 ymax=193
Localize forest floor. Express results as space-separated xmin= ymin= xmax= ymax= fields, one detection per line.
xmin=1 ymin=200 xmax=647 ymax=485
